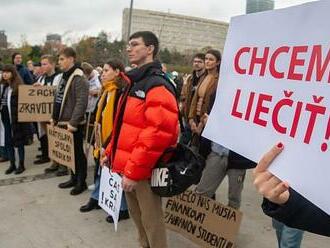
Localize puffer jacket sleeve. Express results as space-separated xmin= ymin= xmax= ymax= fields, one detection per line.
xmin=124 ymin=86 xmax=179 ymax=181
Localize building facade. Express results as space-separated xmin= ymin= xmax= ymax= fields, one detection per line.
xmin=246 ymin=0 xmax=274 ymax=14
xmin=0 ymin=31 xmax=8 ymax=49
xmin=122 ymin=8 xmax=229 ymax=53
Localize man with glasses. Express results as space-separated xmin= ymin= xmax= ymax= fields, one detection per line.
xmin=103 ymin=31 xmax=179 ymax=248
xmin=180 ymin=53 xmax=206 ymax=144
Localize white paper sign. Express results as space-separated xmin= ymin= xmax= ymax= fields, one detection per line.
xmin=204 ymin=0 xmax=330 ymax=215
xmin=99 ymin=167 xmax=123 ymax=231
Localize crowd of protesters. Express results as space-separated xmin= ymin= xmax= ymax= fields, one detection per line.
xmin=0 ymin=30 xmax=328 ymax=248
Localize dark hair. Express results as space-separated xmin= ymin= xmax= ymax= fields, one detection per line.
xmin=105 ymin=59 xmax=126 ymax=89
xmin=105 ymin=59 xmax=125 ymax=73
xmin=193 ymin=53 xmax=205 ymax=61
xmin=206 ymin=49 xmax=221 ymax=72
xmin=59 ymin=47 xmax=77 ymax=60
xmin=129 ymin=31 xmax=159 ymax=58
xmin=11 ymin=52 xmax=21 ymax=64
xmin=1 ymin=64 xmax=23 ymax=95
xmin=41 ymin=54 xmax=56 ymax=65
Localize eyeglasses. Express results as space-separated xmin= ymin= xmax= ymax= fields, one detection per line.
xmin=126 ymin=42 xmax=144 ymax=49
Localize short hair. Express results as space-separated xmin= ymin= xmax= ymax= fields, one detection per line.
xmin=193 ymin=53 xmax=205 ymax=61
xmin=11 ymin=52 xmax=21 ymax=64
xmin=59 ymin=47 xmax=76 ymax=60
xmin=105 ymin=59 xmax=125 ymax=73
xmin=129 ymin=31 xmax=159 ymax=58
xmin=41 ymin=54 xmax=56 ymax=65
xmin=81 ymin=62 xmax=94 ymax=76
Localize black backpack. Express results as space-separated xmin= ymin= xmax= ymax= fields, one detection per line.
xmin=150 ymin=73 xmax=205 ymax=197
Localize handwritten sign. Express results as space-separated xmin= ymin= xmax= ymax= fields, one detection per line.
xmin=47 ymin=125 xmax=75 ymax=172
xmin=204 ymin=1 xmax=330 ymax=214
xmin=18 ymin=85 xmax=55 ymax=122
xmin=99 ymin=167 xmax=123 ymax=231
xmin=164 ymin=191 xmax=242 ymax=248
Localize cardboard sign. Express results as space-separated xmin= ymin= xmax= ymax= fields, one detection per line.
xmin=203 ymin=0 xmax=330 ymax=214
xmin=47 ymin=125 xmax=75 ymax=172
xmin=99 ymin=167 xmax=123 ymax=231
xmin=18 ymin=85 xmax=55 ymax=122
xmin=164 ymin=191 xmax=242 ymax=248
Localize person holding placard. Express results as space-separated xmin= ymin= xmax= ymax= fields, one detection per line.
xmin=52 ymin=47 xmax=89 ymax=195
xmin=34 ymin=55 xmax=62 ymax=166
xmin=188 ymin=49 xmax=221 ymax=159
xmin=253 ymin=143 xmax=330 ymax=237
xmin=80 ymin=59 xmax=129 ymax=223
xmin=0 ymin=65 xmax=33 ymax=174
xmin=103 ymin=31 xmax=179 ymax=248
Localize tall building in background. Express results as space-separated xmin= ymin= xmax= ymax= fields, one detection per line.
xmin=122 ymin=8 xmax=229 ymax=53
xmin=0 ymin=30 xmax=8 ymax=49
xmin=46 ymin=33 xmax=62 ymax=44
xmin=246 ymin=0 xmax=274 ymax=13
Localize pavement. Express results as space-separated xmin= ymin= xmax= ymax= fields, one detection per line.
xmin=0 ymin=141 xmax=328 ymax=248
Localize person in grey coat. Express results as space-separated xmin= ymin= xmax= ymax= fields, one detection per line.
xmin=51 ymin=47 xmax=89 ymax=195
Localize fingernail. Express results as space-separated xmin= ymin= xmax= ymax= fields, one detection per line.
xmin=277 ymin=142 xmax=284 ymax=149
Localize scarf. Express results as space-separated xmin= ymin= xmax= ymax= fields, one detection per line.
xmin=94 ymin=80 xmax=118 ymax=158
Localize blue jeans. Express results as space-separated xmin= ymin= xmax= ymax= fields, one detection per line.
xmin=91 ymin=165 xmax=128 ymax=211
xmin=272 ymin=219 xmax=304 ymax=248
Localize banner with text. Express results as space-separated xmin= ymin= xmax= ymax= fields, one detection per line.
xmin=203 ymin=0 xmax=330 ymax=214
xmin=18 ymin=85 xmax=55 ymax=122
xmin=47 ymin=125 xmax=75 ymax=172
xmin=99 ymin=167 xmax=123 ymax=231
xmin=164 ymin=191 xmax=242 ymax=248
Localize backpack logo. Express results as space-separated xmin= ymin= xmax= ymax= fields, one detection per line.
xmin=135 ymin=90 xmax=145 ymax=99
xmin=151 ymin=168 xmax=169 ymax=187
xmin=180 ymin=167 xmax=188 ymax=175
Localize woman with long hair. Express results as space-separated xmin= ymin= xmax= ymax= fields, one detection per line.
xmin=80 ymin=59 xmax=130 ymax=223
xmin=0 ymin=65 xmax=33 ymax=174
xmin=188 ymin=49 xmax=221 ymax=158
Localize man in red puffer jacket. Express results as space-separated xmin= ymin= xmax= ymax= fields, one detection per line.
xmin=103 ymin=31 xmax=178 ymax=248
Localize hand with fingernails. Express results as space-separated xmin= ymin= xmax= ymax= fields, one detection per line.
xmin=253 ymin=142 xmax=290 ymax=205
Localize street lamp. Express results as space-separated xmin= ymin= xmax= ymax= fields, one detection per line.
xmin=127 ymin=0 xmax=134 ymax=42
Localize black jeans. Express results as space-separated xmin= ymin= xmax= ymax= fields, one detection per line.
xmin=71 ymin=125 xmax=87 ymax=186
xmin=40 ymin=135 xmax=49 ymax=159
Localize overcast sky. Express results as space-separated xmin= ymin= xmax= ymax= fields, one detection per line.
xmin=0 ymin=0 xmax=315 ymax=46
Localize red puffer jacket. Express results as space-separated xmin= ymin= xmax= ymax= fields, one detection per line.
xmin=105 ymin=61 xmax=179 ymax=181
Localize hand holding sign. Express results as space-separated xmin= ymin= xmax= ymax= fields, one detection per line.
xmin=253 ymin=143 xmax=290 ymax=205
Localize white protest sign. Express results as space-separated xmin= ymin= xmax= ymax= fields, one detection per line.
xmin=99 ymin=167 xmax=123 ymax=231
xmin=204 ymin=0 xmax=330 ymax=214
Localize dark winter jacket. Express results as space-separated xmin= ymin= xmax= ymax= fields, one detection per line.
xmin=16 ymin=64 xmax=33 ymax=85
xmin=262 ymin=188 xmax=330 ymax=237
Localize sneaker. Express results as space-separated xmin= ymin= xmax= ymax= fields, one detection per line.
xmin=80 ymin=198 xmax=101 ymax=212
xmin=106 ymin=210 xmax=130 ymax=223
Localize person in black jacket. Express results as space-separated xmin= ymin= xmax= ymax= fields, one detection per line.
xmin=0 ymin=65 xmax=33 ymax=174
xmin=12 ymin=53 xmax=33 ymax=85
xmin=253 ymin=143 xmax=330 ymax=237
